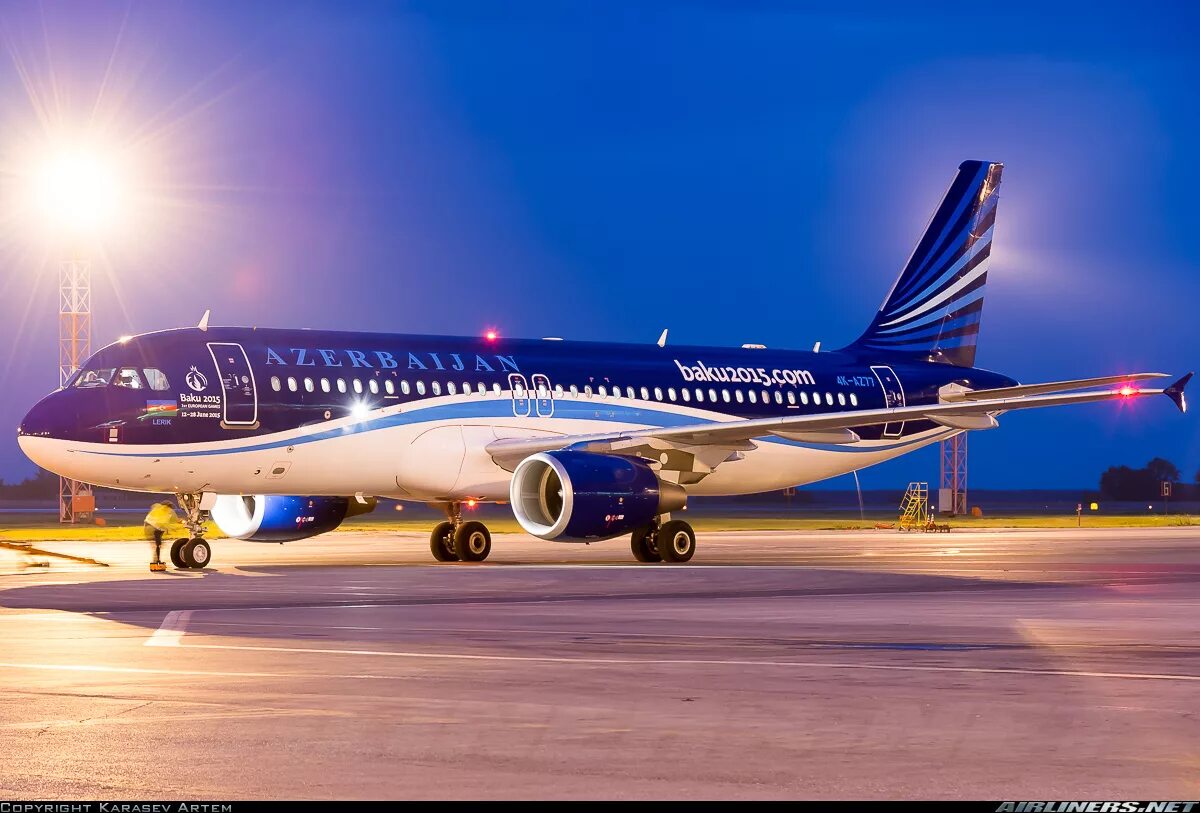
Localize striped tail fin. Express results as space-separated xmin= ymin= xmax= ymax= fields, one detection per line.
xmin=845 ymin=160 xmax=1003 ymax=368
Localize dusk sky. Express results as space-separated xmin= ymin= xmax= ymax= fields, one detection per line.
xmin=0 ymin=1 xmax=1197 ymax=491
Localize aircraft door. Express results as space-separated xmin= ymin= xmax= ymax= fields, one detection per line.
xmin=207 ymin=342 xmax=259 ymax=427
xmin=531 ymin=373 xmax=554 ymax=417
xmin=869 ymin=365 xmax=906 ymax=437
xmin=508 ymin=373 xmax=531 ymax=417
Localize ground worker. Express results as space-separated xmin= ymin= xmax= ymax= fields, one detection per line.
xmin=144 ymin=500 xmax=178 ymax=572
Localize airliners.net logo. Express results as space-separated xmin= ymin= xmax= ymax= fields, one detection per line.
xmin=996 ymin=803 xmax=1196 ymax=813
xmin=674 ymin=359 xmax=816 ymax=388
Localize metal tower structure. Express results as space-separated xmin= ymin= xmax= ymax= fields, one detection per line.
xmin=58 ymin=258 xmax=94 ymax=523
xmin=938 ymin=433 xmax=967 ymax=516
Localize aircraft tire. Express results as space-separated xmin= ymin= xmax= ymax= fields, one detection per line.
xmin=430 ymin=521 xmax=458 ymax=562
xmin=454 ymin=521 xmax=491 ymax=562
xmin=631 ymin=526 xmax=662 ymax=563
xmin=183 ymin=538 xmax=211 ymax=569
xmin=657 ymin=520 xmax=695 ymax=564
xmin=169 ymin=538 xmax=189 ymax=569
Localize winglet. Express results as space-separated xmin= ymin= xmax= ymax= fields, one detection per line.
xmin=1165 ymin=372 xmax=1192 ymax=413
xmin=198 ymin=309 xmax=211 ymax=332
xmin=657 ymin=329 xmax=668 ymax=348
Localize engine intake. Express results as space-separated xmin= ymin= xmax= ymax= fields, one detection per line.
xmin=210 ymin=494 xmax=376 ymax=542
xmin=509 ymin=451 xmax=686 ymax=541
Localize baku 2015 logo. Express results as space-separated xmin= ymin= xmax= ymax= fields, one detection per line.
xmin=186 ymin=366 xmax=209 ymax=392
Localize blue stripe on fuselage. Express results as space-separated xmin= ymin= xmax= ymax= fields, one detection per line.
xmin=73 ymin=397 xmax=950 ymax=458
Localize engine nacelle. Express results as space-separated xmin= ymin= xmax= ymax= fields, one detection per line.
xmin=509 ymin=451 xmax=686 ymax=541
xmin=210 ymin=494 xmax=376 ymax=542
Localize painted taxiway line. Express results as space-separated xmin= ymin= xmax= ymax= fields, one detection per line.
xmin=168 ymin=640 xmax=1200 ymax=683
xmin=145 ymin=610 xmax=192 ymax=646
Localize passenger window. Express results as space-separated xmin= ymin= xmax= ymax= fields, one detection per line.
xmin=492 ymin=383 xmax=501 ymax=395
xmin=681 ymin=388 xmax=690 ymax=402
xmin=748 ymin=390 xmax=757 ymax=404
xmin=321 ymin=378 xmax=331 ymax=393
xmin=417 ymin=381 xmax=426 ymax=395
xmin=115 ymin=368 xmax=144 ymax=389
xmin=143 ymin=369 xmax=170 ymax=391
xmin=478 ymin=382 xmax=487 ymax=395
xmin=626 ymin=386 xmax=635 ymax=399
xmin=369 ymin=379 xmax=379 ymax=394
xmin=850 ymin=393 xmax=858 ymax=406
xmin=337 ymin=379 xmax=347 ymax=394
xmin=584 ymin=385 xmax=592 ymax=398
xmin=825 ymin=392 xmax=833 ymax=404
xmin=668 ymin=388 xmax=676 ymax=401
xmin=287 ymin=377 xmax=298 ymax=392
xmin=304 ymin=378 xmax=315 ymax=393
xmin=598 ymin=385 xmax=607 ymax=397
xmin=353 ymin=379 xmax=363 ymax=394
xmin=640 ymin=387 xmax=649 ymax=400
xmin=432 ymin=381 xmax=442 ymax=395
xmin=384 ymin=380 xmax=394 ymax=395
xmin=271 ymin=376 xmax=281 ymax=392
xmin=800 ymin=392 xmax=808 ymax=405
xmin=735 ymin=390 xmax=744 ymax=403
xmin=569 ymin=385 xmax=578 ymax=396
xmin=774 ymin=391 xmax=783 ymax=404
xmin=812 ymin=391 xmax=820 ymax=404
xmin=708 ymin=388 xmax=717 ymax=402
xmin=654 ymin=387 xmax=663 ymax=401
xmin=721 ymin=389 xmax=730 ymax=403
xmin=401 ymin=380 xmax=411 ymax=395
xmin=838 ymin=393 xmax=846 ymax=406
xmin=463 ymin=382 xmax=472 ymax=395
xmin=787 ymin=391 xmax=796 ymax=405
xmin=447 ymin=382 xmax=457 ymax=395
xmin=554 ymin=384 xmax=564 ymax=395
xmin=695 ymin=388 xmax=704 ymax=402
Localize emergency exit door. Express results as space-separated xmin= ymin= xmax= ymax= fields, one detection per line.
xmin=207 ymin=342 xmax=258 ymax=427
xmin=870 ymin=365 xmax=906 ymax=437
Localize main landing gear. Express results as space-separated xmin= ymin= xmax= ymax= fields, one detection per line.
xmin=172 ymin=493 xmax=213 ymax=570
xmin=429 ymin=502 xmax=492 ymax=563
xmin=631 ymin=518 xmax=696 ymax=564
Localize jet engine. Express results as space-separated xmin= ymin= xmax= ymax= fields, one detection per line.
xmin=210 ymin=494 xmax=377 ymax=542
xmin=509 ymin=450 xmax=686 ymax=541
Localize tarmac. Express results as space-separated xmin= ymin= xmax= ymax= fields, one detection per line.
xmin=1 ymin=526 xmax=1198 ymax=799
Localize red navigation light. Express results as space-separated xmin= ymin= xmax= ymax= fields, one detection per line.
xmin=485 ymin=329 xmax=498 ymax=342
xmin=467 ymin=498 xmax=477 ymax=509
xmin=1119 ymin=385 xmax=1137 ymax=397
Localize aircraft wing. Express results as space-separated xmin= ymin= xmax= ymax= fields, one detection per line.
xmin=486 ymin=372 xmax=1192 ymax=481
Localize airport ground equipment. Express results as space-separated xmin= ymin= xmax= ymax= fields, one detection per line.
xmin=899 ymin=482 xmax=930 ymax=532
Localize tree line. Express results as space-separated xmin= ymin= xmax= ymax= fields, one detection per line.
xmin=1098 ymin=457 xmax=1200 ymax=500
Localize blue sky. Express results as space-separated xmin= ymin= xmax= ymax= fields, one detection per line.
xmin=0 ymin=1 xmax=1197 ymax=490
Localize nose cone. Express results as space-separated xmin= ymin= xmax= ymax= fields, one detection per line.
xmin=17 ymin=394 xmax=65 ymax=472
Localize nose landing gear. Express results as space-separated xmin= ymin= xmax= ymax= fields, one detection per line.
xmin=173 ymin=493 xmax=214 ymax=570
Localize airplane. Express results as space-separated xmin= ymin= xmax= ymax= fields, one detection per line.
xmin=17 ymin=160 xmax=1191 ymax=569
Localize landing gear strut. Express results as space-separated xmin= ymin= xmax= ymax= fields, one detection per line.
xmin=428 ymin=502 xmax=492 ymax=563
xmin=631 ymin=518 xmax=696 ymax=564
xmin=175 ymin=493 xmax=213 ymax=570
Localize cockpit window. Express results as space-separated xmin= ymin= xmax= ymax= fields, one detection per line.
xmin=74 ymin=368 xmax=116 ymax=388
xmin=114 ymin=368 xmax=144 ymax=389
xmin=143 ymin=368 xmax=170 ymax=391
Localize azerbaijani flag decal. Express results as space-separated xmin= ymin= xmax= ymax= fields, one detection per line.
xmin=142 ymin=400 xmax=178 ymax=419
